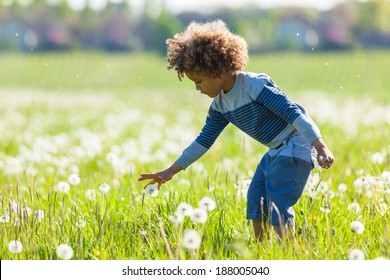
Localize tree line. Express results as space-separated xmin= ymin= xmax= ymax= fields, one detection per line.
xmin=0 ymin=0 xmax=390 ymax=53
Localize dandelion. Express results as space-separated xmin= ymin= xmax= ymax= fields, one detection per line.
xmin=76 ymin=219 xmax=86 ymax=228
xmin=56 ymin=244 xmax=74 ymax=260
xmin=241 ymin=179 xmax=252 ymax=189
xmin=318 ymin=182 xmax=329 ymax=193
xmin=348 ymin=202 xmax=361 ymax=214
xmin=190 ymin=208 xmax=208 ymax=224
xmin=22 ymin=206 xmax=32 ymax=218
xmin=144 ymin=184 xmax=158 ymax=197
xmin=99 ymin=183 xmax=110 ymax=193
xmin=198 ymin=196 xmax=216 ymax=212
xmin=371 ymin=152 xmax=384 ymax=164
xmin=350 ymin=221 xmax=364 ymax=234
xmin=140 ymin=229 xmax=147 ymax=237
xmin=319 ymin=205 xmax=331 ymax=213
xmin=169 ymin=212 xmax=184 ymax=224
xmin=176 ymin=202 xmax=193 ymax=216
xmin=0 ymin=213 xmax=10 ymax=223
xmin=349 ymin=248 xmax=365 ymax=260
xmin=56 ymin=181 xmax=70 ymax=193
xmin=183 ymin=229 xmax=202 ymax=250
xmin=68 ymin=173 xmax=81 ymax=185
xmin=85 ymin=189 xmax=96 ymax=200
xmin=8 ymin=240 xmax=23 ymax=254
xmin=34 ymin=210 xmax=45 ymax=222
xmin=338 ymin=183 xmax=348 ymax=193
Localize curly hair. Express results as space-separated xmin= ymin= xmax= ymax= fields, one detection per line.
xmin=166 ymin=20 xmax=248 ymax=80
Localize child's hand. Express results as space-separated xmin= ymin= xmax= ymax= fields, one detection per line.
xmin=138 ymin=171 xmax=171 ymax=190
xmin=312 ymin=138 xmax=335 ymax=169
xmin=138 ymin=163 xmax=183 ymax=189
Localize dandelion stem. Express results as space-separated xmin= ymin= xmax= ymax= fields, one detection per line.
xmin=158 ymin=218 xmax=174 ymax=260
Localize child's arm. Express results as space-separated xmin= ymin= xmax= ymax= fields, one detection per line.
xmin=138 ymin=162 xmax=183 ymax=189
xmin=311 ymin=137 xmax=335 ymax=169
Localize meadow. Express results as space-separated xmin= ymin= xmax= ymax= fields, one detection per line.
xmin=0 ymin=51 xmax=389 ymax=260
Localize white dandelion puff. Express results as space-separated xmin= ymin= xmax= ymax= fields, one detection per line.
xmin=190 ymin=208 xmax=208 ymax=224
xmin=183 ymin=229 xmax=202 ymax=250
xmin=34 ymin=210 xmax=45 ymax=222
xmin=144 ymin=184 xmax=158 ymax=197
xmin=338 ymin=183 xmax=348 ymax=193
xmin=349 ymin=248 xmax=365 ymax=260
xmin=241 ymin=179 xmax=252 ymax=189
xmin=22 ymin=206 xmax=32 ymax=217
xmin=99 ymin=183 xmax=110 ymax=193
xmin=76 ymin=219 xmax=86 ymax=228
xmin=56 ymin=244 xmax=74 ymax=260
xmin=348 ymin=202 xmax=361 ymax=214
xmin=176 ymin=202 xmax=193 ymax=216
xmin=169 ymin=212 xmax=184 ymax=224
xmin=68 ymin=173 xmax=81 ymax=186
xmin=319 ymin=205 xmax=331 ymax=213
xmin=8 ymin=240 xmax=23 ymax=254
xmin=371 ymin=152 xmax=384 ymax=165
xmin=0 ymin=213 xmax=10 ymax=223
xmin=350 ymin=221 xmax=364 ymax=234
xmin=56 ymin=181 xmax=70 ymax=193
xmin=85 ymin=189 xmax=96 ymax=200
xmin=198 ymin=196 xmax=216 ymax=212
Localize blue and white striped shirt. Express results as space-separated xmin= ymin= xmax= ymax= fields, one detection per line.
xmin=176 ymin=72 xmax=321 ymax=169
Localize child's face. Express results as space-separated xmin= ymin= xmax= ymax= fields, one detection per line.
xmin=185 ymin=71 xmax=227 ymax=98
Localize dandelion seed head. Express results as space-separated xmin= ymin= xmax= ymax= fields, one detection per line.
xmin=99 ymin=183 xmax=110 ymax=193
xmin=68 ymin=173 xmax=81 ymax=185
xmin=56 ymin=181 xmax=70 ymax=193
xmin=76 ymin=219 xmax=86 ymax=228
xmin=34 ymin=210 xmax=45 ymax=222
xmin=8 ymin=240 xmax=23 ymax=254
xmin=144 ymin=184 xmax=158 ymax=197
xmin=190 ymin=208 xmax=208 ymax=224
xmin=169 ymin=212 xmax=184 ymax=224
xmin=176 ymin=202 xmax=193 ymax=216
xmin=183 ymin=229 xmax=201 ymax=250
xmin=320 ymin=205 xmax=331 ymax=213
xmin=338 ymin=183 xmax=348 ymax=192
xmin=56 ymin=244 xmax=74 ymax=260
xmin=85 ymin=189 xmax=96 ymax=200
xmin=350 ymin=221 xmax=364 ymax=234
xmin=198 ymin=196 xmax=216 ymax=212
xmin=349 ymin=248 xmax=365 ymax=260
xmin=348 ymin=202 xmax=361 ymax=214
xmin=0 ymin=213 xmax=10 ymax=223
xmin=371 ymin=152 xmax=384 ymax=165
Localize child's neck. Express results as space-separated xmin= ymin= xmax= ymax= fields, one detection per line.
xmin=222 ymin=73 xmax=237 ymax=93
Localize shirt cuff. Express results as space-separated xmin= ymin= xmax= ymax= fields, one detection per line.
xmin=292 ymin=114 xmax=322 ymax=143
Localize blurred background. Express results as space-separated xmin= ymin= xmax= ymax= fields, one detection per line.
xmin=1 ymin=0 xmax=390 ymax=54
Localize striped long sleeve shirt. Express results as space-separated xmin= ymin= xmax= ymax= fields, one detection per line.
xmin=176 ymin=72 xmax=321 ymax=170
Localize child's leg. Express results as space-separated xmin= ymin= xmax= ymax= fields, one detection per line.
xmin=246 ymin=155 xmax=271 ymax=240
xmin=252 ymin=220 xmax=270 ymax=240
xmin=266 ymin=156 xmax=313 ymax=239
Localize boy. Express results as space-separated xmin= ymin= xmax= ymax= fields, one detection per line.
xmin=138 ymin=20 xmax=334 ymax=240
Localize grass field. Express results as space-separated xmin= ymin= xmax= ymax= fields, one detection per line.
xmin=0 ymin=51 xmax=389 ymax=260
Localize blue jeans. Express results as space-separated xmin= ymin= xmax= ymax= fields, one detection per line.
xmin=246 ymin=134 xmax=315 ymax=226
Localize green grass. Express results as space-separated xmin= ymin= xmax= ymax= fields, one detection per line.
xmin=0 ymin=51 xmax=389 ymax=260
xmin=1 ymin=51 xmax=390 ymax=100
